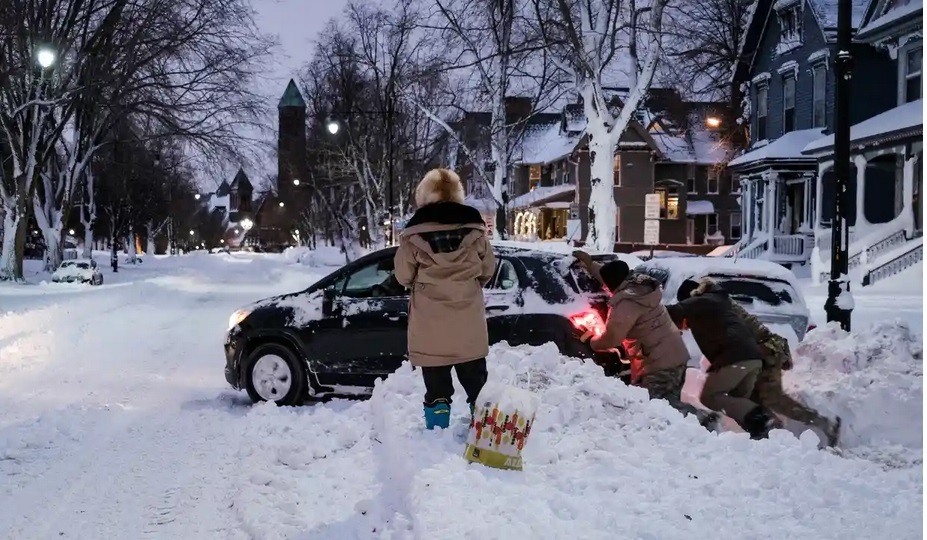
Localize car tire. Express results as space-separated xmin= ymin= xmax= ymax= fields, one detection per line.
xmin=95 ymin=275 xmax=103 ymax=286
xmin=243 ymin=342 xmax=307 ymax=406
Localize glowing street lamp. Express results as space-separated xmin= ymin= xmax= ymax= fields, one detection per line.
xmin=706 ymin=116 xmax=722 ymax=128
xmin=68 ymin=229 xmax=75 ymax=235
xmin=241 ymin=218 xmax=254 ymax=231
xmin=189 ymin=230 xmax=195 ymax=236
xmin=278 ymin=201 xmax=284 ymax=207
xmin=36 ymin=48 xmax=56 ymax=69
xmin=194 ymin=193 xmax=201 ymax=200
xmin=293 ymin=178 xmax=300 ymax=186
xmin=326 ymin=119 xmax=340 ymax=135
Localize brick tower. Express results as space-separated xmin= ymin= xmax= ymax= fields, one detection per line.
xmin=277 ymin=79 xmax=307 ymax=215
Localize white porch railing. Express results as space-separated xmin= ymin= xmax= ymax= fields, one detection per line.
xmin=772 ymin=234 xmax=806 ymax=257
xmin=862 ymin=241 xmax=923 ymax=286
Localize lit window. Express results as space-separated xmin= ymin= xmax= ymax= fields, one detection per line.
xmin=656 ymin=187 xmax=680 ymax=220
xmin=529 ymin=165 xmax=541 ymax=191
xmin=613 ymin=155 xmax=621 ymax=186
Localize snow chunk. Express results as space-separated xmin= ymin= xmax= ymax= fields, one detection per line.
xmin=790 ymin=321 xmax=922 ymax=463
xmin=686 ymin=200 xmax=715 ymax=216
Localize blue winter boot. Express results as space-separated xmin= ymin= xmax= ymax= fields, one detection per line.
xmin=424 ymin=400 xmax=451 ymax=430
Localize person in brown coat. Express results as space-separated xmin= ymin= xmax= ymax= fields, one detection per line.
xmin=394 ymin=168 xmax=496 ymax=430
xmin=573 ymin=252 xmax=717 ymax=429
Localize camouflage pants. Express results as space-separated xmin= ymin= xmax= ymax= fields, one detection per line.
xmin=751 ymin=366 xmax=829 ymax=428
xmin=638 ymin=365 xmax=706 ymax=421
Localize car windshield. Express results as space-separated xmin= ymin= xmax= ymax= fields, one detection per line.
xmin=60 ymin=262 xmax=74 ymax=268
xmin=709 ymin=274 xmax=796 ymax=307
xmin=76 ymin=262 xmax=90 ymax=269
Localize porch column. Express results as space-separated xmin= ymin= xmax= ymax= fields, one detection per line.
xmin=742 ymin=179 xmax=752 ymax=239
xmin=803 ymin=174 xmax=813 ymax=230
xmin=903 ymin=152 xmax=916 ymax=235
xmin=815 ymin=160 xmax=831 ymax=229
xmin=854 ymin=154 xmax=869 ymax=228
xmin=754 ymin=176 xmax=764 ymax=236
xmin=766 ymin=171 xmax=779 ymax=238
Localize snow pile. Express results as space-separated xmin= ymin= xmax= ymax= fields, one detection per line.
xmin=282 ymin=245 xmax=351 ymax=268
xmin=790 ymin=322 xmax=923 ymax=463
xmin=230 ymin=343 xmax=921 ymax=539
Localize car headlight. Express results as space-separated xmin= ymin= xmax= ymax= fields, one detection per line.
xmin=228 ymin=309 xmax=251 ymax=331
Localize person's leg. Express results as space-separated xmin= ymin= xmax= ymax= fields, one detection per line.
xmin=421 ymin=365 xmax=454 ymax=429
xmin=641 ymin=366 xmax=719 ymax=430
xmin=699 ymin=360 xmax=763 ymax=430
xmin=454 ymin=358 xmax=488 ymax=413
xmin=752 ymin=366 xmax=839 ymax=444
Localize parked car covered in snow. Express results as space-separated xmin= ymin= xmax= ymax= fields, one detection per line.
xmin=51 ymin=259 xmax=104 ymax=285
xmin=633 ymin=257 xmax=812 ymax=361
xmin=224 ymin=246 xmax=628 ymax=405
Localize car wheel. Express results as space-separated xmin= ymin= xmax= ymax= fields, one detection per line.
xmin=243 ymin=342 xmax=307 ymax=406
xmin=95 ymin=275 xmax=103 ymax=286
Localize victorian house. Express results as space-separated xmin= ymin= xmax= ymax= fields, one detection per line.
xmin=730 ymin=0 xmax=922 ymax=287
xmin=456 ymin=91 xmax=739 ymax=252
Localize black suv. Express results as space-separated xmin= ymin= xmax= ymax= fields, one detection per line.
xmin=224 ymin=246 xmax=625 ymax=405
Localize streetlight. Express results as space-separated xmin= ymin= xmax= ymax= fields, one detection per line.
xmin=194 ymin=193 xmax=201 ymax=200
xmin=241 ymin=218 xmax=254 ymax=231
xmin=326 ymin=119 xmax=340 ymax=135
xmin=36 ymin=48 xmax=55 ymax=69
xmin=293 ymin=179 xmax=300 ymax=186
xmin=68 ymin=229 xmax=75 ymax=235
xmin=706 ymin=116 xmax=721 ymax=128
xmin=278 ymin=201 xmax=284 ymax=207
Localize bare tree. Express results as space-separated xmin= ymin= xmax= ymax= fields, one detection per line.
xmin=534 ymin=0 xmax=668 ymax=251
xmin=428 ymin=0 xmax=561 ymax=238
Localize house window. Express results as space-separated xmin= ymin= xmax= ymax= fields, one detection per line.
xmin=812 ymin=64 xmax=826 ymax=127
xmin=731 ymin=213 xmax=742 ymax=239
xmin=903 ymin=45 xmax=922 ymax=103
xmin=613 ymin=155 xmax=621 ymax=186
xmin=705 ymin=213 xmax=719 ymax=236
xmin=783 ymin=75 xmax=796 ymax=133
xmin=707 ymin=168 xmax=719 ymax=194
xmin=777 ymin=4 xmax=802 ymax=53
xmin=656 ymin=187 xmax=680 ymax=219
xmin=756 ymin=84 xmax=768 ymax=139
xmin=687 ymin=177 xmax=697 ymax=194
xmin=529 ymin=165 xmax=541 ymax=191
xmin=731 ymin=175 xmax=742 ymax=193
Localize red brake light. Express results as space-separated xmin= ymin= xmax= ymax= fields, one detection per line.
xmin=570 ymin=310 xmax=606 ymax=338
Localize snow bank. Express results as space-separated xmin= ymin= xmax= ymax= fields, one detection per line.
xmin=789 ymin=322 xmax=923 ymax=465
xmin=282 ymin=246 xmax=353 ymax=267
xmin=232 ymin=343 xmax=921 ymax=539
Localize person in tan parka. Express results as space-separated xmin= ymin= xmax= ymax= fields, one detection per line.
xmin=394 ymin=168 xmax=496 ymax=430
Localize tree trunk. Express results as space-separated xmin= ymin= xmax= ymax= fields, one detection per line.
xmin=127 ymin=226 xmax=138 ymax=263
xmin=0 ymin=210 xmax=23 ymax=281
xmin=587 ymin=134 xmax=618 ymax=252
xmin=147 ymin=220 xmax=156 ymax=256
xmin=33 ymin=196 xmax=64 ymax=273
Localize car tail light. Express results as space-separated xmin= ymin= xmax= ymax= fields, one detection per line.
xmin=570 ymin=310 xmax=606 ymax=338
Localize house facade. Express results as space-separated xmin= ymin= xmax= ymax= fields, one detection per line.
xmin=802 ymin=0 xmax=923 ymax=285
xmin=457 ymin=92 xmax=739 ymax=252
xmin=728 ymin=0 xmax=903 ymax=268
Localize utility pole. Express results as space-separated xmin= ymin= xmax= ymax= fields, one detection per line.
xmin=386 ymin=84 xmax=395 ymax=246
xmin=824 ymin=0 xmax=853 ymax=330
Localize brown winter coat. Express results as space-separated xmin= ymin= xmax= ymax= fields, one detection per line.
xmin=590 ymin=272 xmax=690 ymax=382
xmin=394 ymin=209 xmax=496 ymax=368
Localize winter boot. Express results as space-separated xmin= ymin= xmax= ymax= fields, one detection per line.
xmin=824 ymin=416 xmax=842 ymax=447
xmin=424 ymin=399 xmax=451 ymax=430
xmin=698 ymin=410 xmax=722 ymax=433
xmin=744 ymin=406 xmax=781 ymax=440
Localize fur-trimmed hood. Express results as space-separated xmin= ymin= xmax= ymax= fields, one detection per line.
xmin=690 ymin=278 xmax=726 ymax=297
xmin=415 ymin=168 xmax=464 ymax=207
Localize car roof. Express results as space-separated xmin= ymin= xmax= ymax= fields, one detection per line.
xmin=636 ymin=256 xmax=802 ymax=294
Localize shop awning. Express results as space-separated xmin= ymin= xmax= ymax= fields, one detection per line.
xmin=686 ymin=200 xmax=715 ymax=216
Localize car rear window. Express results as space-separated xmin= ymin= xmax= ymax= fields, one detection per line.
xmin=710 ymin=275 xmax=796 ymax=306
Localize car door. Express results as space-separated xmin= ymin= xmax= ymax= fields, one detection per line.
xmin=484 ymin=256 xmax=524 ymax=345
xmin=305 ymin=253 xmax=410 ymax=387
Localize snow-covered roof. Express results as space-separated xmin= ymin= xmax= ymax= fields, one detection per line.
xmin=686 ymin=200 xmax=715 ymax=215
xmin=509 ymin=185 xmax=576 ymax=209
xmin=857 ymin=0 xmax=923 ymax=40
xmin=803 ymin=99 xmax=923 ymax=153
xmin=516 ymin=122 xmax=580 ymax=165
xmin=728 ymin=128 xmax=826 ymax=168
xmin=808 ymin=0 xmax=870 ymax=30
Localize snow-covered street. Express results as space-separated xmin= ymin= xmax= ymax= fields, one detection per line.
xmin=0 ymin=253 xmax=922 ymax=539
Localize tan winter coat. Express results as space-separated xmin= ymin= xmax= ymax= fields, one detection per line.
xmin=394 ymin=222 xmax=496 ymax=367
xmin=590 ymin=273 xmax=690 ymax=381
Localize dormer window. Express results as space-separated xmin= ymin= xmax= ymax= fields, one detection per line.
xmin=775 ymin=1 xmax=803 ymax=55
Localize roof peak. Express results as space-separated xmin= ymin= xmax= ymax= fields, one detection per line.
xmin=278 ymin=79 xmax=306 ymax=109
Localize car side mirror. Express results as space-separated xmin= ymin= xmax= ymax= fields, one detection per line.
xmin=322 ymin=288 xmax=338 ymax=316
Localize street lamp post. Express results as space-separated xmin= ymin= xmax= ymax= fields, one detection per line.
xmin=824 ymin=0 xmax=854 ymax=331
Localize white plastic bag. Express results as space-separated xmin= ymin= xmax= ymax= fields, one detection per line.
xmin=463 ymin=380 xmax=540 ymax=471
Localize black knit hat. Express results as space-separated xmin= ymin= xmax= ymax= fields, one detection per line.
xmin=677 ymin=279 xmax=700 ymax=302
xmin=599 ymin=260 xmax=630 ymax=291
